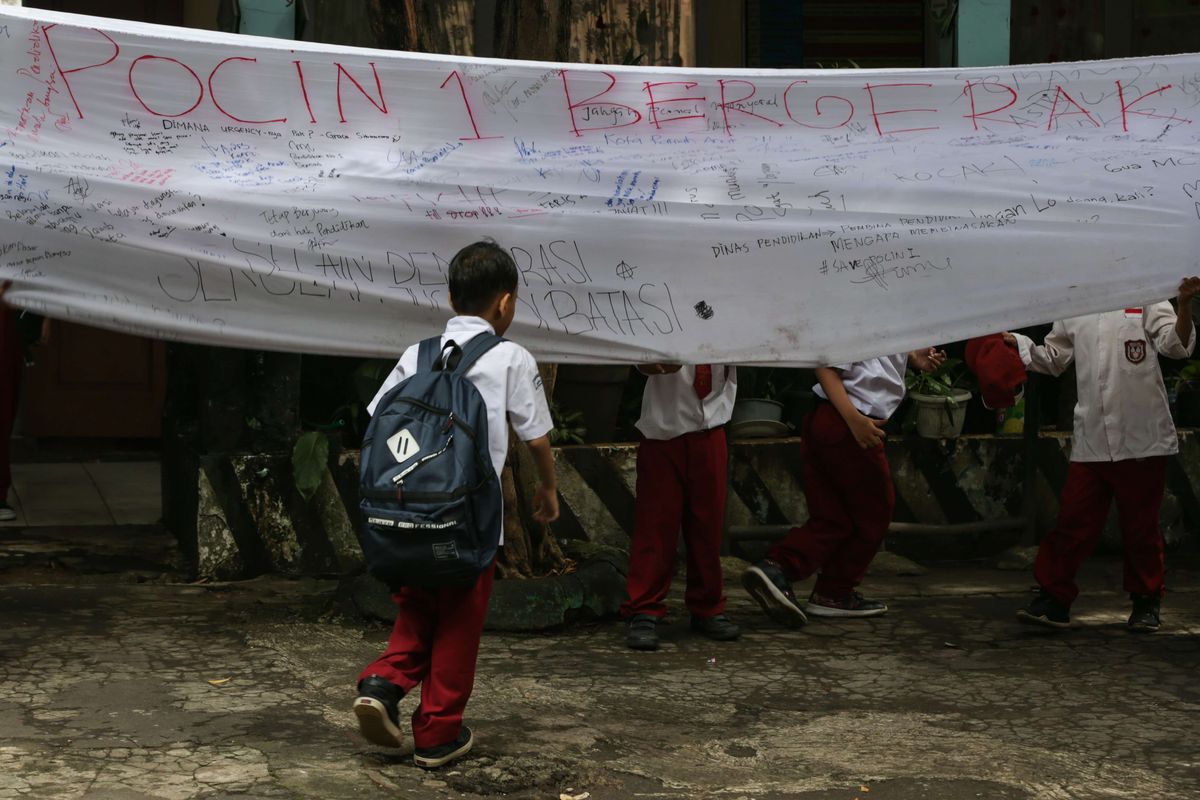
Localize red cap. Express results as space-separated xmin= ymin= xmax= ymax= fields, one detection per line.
xmin=965 ymin=334 xmax=1027 ymax=410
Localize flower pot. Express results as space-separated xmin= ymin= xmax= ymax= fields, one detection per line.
xmin=909 ymin=390 xmax=972 ymax=439
xmin=731 ymin=398 xmax=784 ymax=424
xmin=729 ymin=398 xmax=789 ymax=439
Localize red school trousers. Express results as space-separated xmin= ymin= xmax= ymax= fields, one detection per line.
xmin=0 ymin=306 xmax=21 ymax=499
xmin=358 ymin=562 xmax=495 ymax=749
xmin=621 ymin=427 xmax=728 ymax=619
xmin=767 ymin=401 xmax=895 ymax=598
xmin=1035 ymin=457 xmax=1168 ymax=605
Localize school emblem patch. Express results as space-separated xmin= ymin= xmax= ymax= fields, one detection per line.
xmin=1125 ymin=339 xmax=1147 ymax=364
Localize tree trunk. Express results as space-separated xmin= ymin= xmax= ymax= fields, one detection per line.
xmin=494 ymin=0 xmax=694 ymax=66
xmin=307 ymin=1 xmax=473 ymax=54
xmin=497 ymin=364 xmax=570 ymax=578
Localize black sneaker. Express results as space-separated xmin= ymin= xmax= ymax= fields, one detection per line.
xmin=626 ymin=614 xmax=659 ymax=651
xmin=353 ymin=675 xmax=404 ymax=748
xmin=806 ymin=591 xmax=888 ymax=618
xmin=414 ymin=726 xmax=474 ymax=769
xmin=1128 ymin=594 xmax=1161 ymax=633
xmin=0 ymin=503 xmax=15 ymax=522
xmin=1016 ymin=588 xmax=1071 ymax=629
xmin=742 ymin=560 xmax=807 ymax=627
xmin=690 ymin=613 xmax=740 ymax=641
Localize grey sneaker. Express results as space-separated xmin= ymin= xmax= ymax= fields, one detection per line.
xmin=0 ymin=503 xmax=15 ymax=522
xmin=742 ymin=561 xmax=807 ymax=627
xmin=806 ymin=590 xmax=888 ymax=618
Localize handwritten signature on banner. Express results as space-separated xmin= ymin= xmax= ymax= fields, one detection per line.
xmin=1 ymin=7 xmax=1200 ymax=365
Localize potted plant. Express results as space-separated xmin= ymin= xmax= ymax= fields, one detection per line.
xmin=548 ymin=400 xmax=588 ymax=445
xmin=1170 ymin=360 xmax=1200 ymax=428
xmin=905 ymin=357 xmax=973 ymax=439
xmin=730 ymin=367 xmax=790 ymax=438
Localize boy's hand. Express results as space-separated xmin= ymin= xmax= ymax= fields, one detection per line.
xmin=531 ymin=484 xmax=559 ymax=524
xmin=638 ymin=363 xmax=682 ymax=375
xmin=848 ymin=412 xmax=888 ymax=449
xmin=909 ymin=347 xmax=946 ymax=374
xmin=1179 ymin=276 xmax=1200 ymax=304
xmin=1001 ymin=332 xmax=1018 ymax=348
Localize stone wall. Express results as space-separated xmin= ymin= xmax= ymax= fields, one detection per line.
xmin=189 ymin=432 xmax=1200 ymax=579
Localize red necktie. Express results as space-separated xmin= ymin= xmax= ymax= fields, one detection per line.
xmin=693 ymin=364 xmax=713 ymax=399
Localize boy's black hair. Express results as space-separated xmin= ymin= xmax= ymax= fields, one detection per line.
xmin=448 ymin=239 xmax=519 ymax=315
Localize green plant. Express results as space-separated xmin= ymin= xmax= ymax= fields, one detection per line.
xmin=549 ymin=400 xmax=587 ymax=445
xmin=906 ymin=357 xmax=971 ymax=402
xmin=1177 ymin=360 xmax=1200 ymax=389
xmin=291 ymin=430 xmax=330 ymax=502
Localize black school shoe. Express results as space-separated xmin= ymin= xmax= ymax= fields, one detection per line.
xmin=1128 ymin=594 xmax=1161 ymax=633
xmin=626 ymin=614 xmax=659 ymax=651
xmin=742 ymin=561 xmax=807 ymax=627
xmin=1016 ymin=588 xmax=1071 ymax=629
xmin=414 ymin=726 xmax=474 ymax=769
xmin=690 ymin=613 xmax=740 ymax=641
xmin=353 ymin=675 xmax=404 ymax=748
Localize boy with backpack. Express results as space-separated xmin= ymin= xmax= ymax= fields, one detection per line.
xmin=353 ymin=240 xmax=558 ymax=769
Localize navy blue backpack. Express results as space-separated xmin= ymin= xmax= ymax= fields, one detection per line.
xmin=358 ymin=334 xmax=504 ymax=588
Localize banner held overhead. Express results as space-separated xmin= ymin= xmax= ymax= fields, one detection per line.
xmin=1 ymin=8 xmax=1199 ymax=365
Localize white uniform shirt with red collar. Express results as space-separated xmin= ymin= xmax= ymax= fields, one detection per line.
xmin=636 ymin=365 xmax=737 ymax=441
xmin=367 ymin=316 xmax=553 ymax=544
xmin=814 ymin=354 xmax=909 ymax=420
xmin=1013 ymin=302 xmax=1195 ymax=462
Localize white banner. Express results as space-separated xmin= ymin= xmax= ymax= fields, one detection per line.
xmin=2 ymin=8 xmax=1200 ymax=365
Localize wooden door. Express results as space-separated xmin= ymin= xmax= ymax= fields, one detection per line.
xmin=19 ymin=0 xmax=179 ymax=438
xmin=23 ymin=323 xmax=166 ymax=438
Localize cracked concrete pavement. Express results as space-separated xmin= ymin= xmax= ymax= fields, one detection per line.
xmin=1 ymin=531 xmax=1199 ymax=799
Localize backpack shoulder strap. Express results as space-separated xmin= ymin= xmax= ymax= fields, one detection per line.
xmin=417 ymin=336 xmax=447 ymax=373
xmin=451 ymin=333 xmax=505 ymax=377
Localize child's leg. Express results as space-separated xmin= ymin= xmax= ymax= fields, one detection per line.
xmin=358 ymin=586 xmax=438 ymax=695
xmin=1034 ymin=461 xmax=1115 ymax=605
xmin=621 ymin=437 xmax=686 ymax=619
xmin=767 ymin=403 xmax=858 ymax=580
xmin=412 ymin=562 xmax=496 ymax=749
xmin=680 ymin=428 xmax=728 ymax=618
xmin=811 ymin=442 xmax=895 ymax=598
xmin=1111 ymin=457 xmax=1168 ymax=598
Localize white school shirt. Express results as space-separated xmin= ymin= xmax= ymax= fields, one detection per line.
xmin=814 ymin=354 xmax=909 ymax=420
xmin=367 ymin=317 xmax=553 ymax=543
xmin=1013 ymin=303 xmax=1195 ymax=462
xmin=636 ymin=365 xmax=738 ymax=440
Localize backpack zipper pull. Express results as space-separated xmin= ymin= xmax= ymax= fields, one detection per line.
xmin=442 ymin=412 xmax=455 ymax=434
